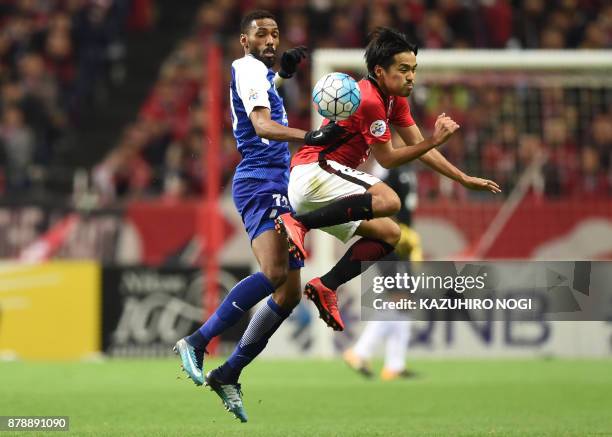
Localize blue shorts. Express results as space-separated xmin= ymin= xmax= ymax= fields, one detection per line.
xmin=232 ymin=178 xmax=304 ymax=270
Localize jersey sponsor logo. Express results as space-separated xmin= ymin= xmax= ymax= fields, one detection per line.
xmin=248 ymin=88 xmax=259 ymax=102
xmin=370 ymin=120 xmax=387 ymax=137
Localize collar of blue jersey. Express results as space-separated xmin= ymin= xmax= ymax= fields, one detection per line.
xmin=246 ymin=53 xmax=274 ymax=72
xmin=366 ymin=74 xmax=389 ymax=106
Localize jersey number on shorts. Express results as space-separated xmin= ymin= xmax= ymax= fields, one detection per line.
xmin=272 ymin=193 xmax=289 ymax=207
xmin=269 ymin=194 xmax=289 ymax=219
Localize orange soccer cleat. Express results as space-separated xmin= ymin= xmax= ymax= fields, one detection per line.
xmin=380 ymin=368 xmax=419 ymax=381
xmin=304 ymin=277 xmax=344 ymax=331
xmin=274 ymin=213 xmax=309 ymax=260
xmin=342 ymin=349 xmax=373 ymax=378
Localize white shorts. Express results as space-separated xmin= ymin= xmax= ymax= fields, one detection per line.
xmin=288 ymin=160 xmax=381 ymax=243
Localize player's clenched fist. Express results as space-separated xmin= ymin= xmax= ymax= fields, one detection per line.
xmin=432 ymin=112 xmax=460 ymax=146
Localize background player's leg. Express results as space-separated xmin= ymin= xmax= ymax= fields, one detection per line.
xmin=395 ymin=224 xmax=423 ymax=261
xmin=343 ymin=320 xmax=388 ymax=377
xmin=353 ymin=321 xmax=390 ymax=360
xmin=382 ymin=320 xmax=411 ymax=375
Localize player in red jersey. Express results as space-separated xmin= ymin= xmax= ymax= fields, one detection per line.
xmin=275 ymin=27 xmax=501 ymax=330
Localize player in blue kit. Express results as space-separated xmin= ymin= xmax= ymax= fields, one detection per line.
xmin=174 ymin=10 xmax=344 ymax=422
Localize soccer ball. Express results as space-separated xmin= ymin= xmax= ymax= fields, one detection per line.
xmin=312 ymin=72 xmax=361 ymax=121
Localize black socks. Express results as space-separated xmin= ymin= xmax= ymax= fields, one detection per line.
xmin=294 ymin=193 xmax=374 ymax=229
xmin=321 ymin=238 xmax=395 ymax=290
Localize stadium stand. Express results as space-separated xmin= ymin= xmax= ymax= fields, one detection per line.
xmin=1 ymin=0 xmax=610 ymax=201
xmin=0 ymin=0 xmax=133 ymax=197
xmin=88 ymin=0 xmax=611 ymax=202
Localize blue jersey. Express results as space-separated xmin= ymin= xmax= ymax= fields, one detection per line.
xmin=228 ymin=55 xmax=303 ymax=268
xmin=229 ymin=54 xmax=290 ymax=184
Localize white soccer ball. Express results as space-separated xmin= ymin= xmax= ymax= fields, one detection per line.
xmin=312 ymin=72 xmax=361 ymax=121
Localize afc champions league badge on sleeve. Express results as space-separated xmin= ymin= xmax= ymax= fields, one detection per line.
xmin=248 ymin=88 xmax=259 ymax=102
xmin=370 ymin=120 xmax=387 ymax=137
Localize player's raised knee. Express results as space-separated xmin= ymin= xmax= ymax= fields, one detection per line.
xmin=385 ymin=221 xmax=401 ymax=247
xmin=372 ymin=192 xmax=401 ymax=217
xmin=387 ymin=193 xmax=401 ymax=215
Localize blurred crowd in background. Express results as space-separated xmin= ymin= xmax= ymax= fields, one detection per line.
xmin=2 ymin=0 xmax=611 ymax=202
xmin=406 ymin=80 xmax=612 ymax=200
xmin=0 ymin=0 xmax=133 ymax=194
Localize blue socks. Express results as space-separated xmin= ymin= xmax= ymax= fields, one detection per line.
xmin=186 ymin=272 xmax=275 ymax=351
xmin=186 ymin=273 xmax=293 ymax=383
xmin=215 ymin=297 xmax=291 ymax=383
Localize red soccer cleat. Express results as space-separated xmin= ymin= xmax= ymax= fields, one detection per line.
xmin=274 ymin=213 xmax=309 ymax=260
xmin=304 ymin=277 xmax=344 ymax=331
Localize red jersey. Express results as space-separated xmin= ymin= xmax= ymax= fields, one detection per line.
xmin=291 ymin=78 xmax=415 ymax=169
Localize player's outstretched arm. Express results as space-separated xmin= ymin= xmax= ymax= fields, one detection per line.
xmin=395 ymin=122 xmax=501 ymax=194
xmin=250 ymin=107 xmax=346 ymax=145
xmin=422 ymin=149 xmax=501 ymax=193
xmin=370 ymin=113 xmax=459 ymax=168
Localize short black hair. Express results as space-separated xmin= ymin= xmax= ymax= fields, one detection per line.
xmin=364 ymin=27 xmax=418 ymax=75
xmin=240 ymin=10 xmax=276 ymax=34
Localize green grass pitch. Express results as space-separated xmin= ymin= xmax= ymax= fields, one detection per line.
xmin=1 ymin=358 xmax=611 ymax=436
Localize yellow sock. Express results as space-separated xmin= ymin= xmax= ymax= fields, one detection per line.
xmin=396 ymin=224 xmax=423 ymax=261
